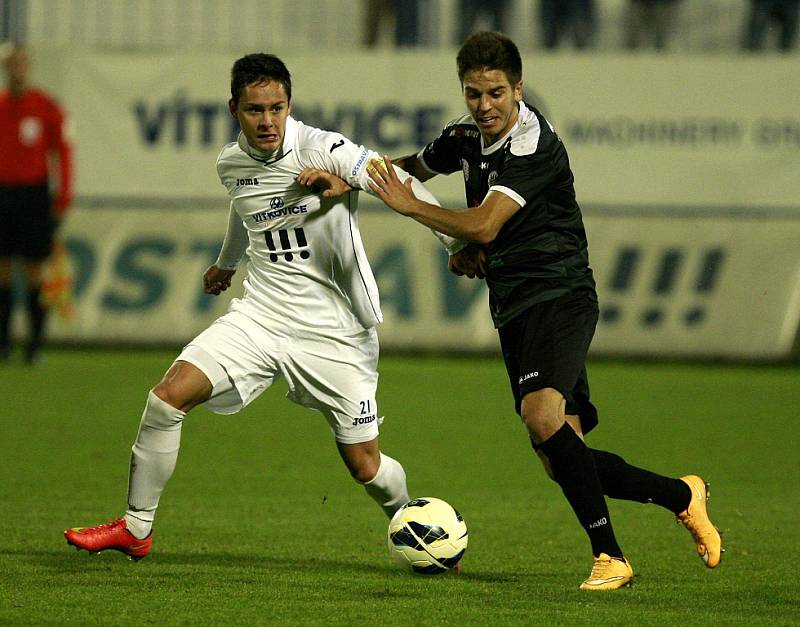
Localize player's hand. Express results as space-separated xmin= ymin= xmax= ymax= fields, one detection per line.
xmin=366 ymin=155 xmax=419 ymax=216
xmin=448 ymin=243 xmax=487 ymax=279
xmin=203 ymin=265 xmax=236 ymax=295
xmin=296 ymin=168 xmax=353 ymax=198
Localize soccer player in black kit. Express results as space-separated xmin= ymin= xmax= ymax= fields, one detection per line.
xmin=367 ymin=31 xmax=723 ymax=590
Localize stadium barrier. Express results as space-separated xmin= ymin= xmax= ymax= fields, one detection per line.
xmin=14 ymin=49 xmax=800 ymax=358
xmin=42 ymin=203 xmax=800 ymax=360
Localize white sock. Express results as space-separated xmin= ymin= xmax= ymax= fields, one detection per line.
xmin=363 ymin=453 xmax=409 ymax=518
xmin=125 ymin=391 xmax=185 ymax=539
xmin=123 ymin=512 xmax=152 ymax=540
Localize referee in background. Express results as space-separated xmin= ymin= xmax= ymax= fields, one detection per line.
xmin=0 ymin=43 xmax=72 ymax=363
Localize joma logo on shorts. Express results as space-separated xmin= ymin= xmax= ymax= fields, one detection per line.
xmin=518 ymin=371 xmax=539 ymax=384
xmin=352 ymin=414 xmax=376 ymax=426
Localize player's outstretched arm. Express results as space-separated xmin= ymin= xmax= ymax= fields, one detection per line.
xmin=296 ymin=168 xmax=353 ymax=198
xmin=392 ymin=154 xmax=435 ymax=182
xmin=367 ymin=155 xmax=520 ymax=245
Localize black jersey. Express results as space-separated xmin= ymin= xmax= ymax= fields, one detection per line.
xmin=418 ymin=102 xmax=596 ymax=328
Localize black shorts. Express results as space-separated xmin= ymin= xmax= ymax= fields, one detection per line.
xmin=0 ymin=184 xmax=55 ymax=260
xmin=498 ymin=289 xmax=599 ymax=435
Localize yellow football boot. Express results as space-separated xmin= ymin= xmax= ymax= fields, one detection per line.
xmin=677 ymin=475 xmax=723 ymax=568
xmin=579 ymin=553 xmax=633 ymax=590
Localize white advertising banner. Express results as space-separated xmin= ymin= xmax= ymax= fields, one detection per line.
xmin=44 ymin=204 xmax=498 ymax=349
xmin=13 ymin=49 xmax=800 ymax=358
xmin=46 ymin=204 xmax=800 ymax=359
xmin=47 ymin=50 xmax=799 ymax=208
xmin=587 ymin=210 xmax=800 ymax=359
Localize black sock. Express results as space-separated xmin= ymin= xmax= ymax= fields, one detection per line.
xmin=538 ymin=423 xmax=623 ymax=559
xmin=26 ymin=287 xmax=47 ymax=356
xmin=0 ymin=286 xmax=12 ymax=350
xmin=590 ymin=449 xmax=692 ymax=514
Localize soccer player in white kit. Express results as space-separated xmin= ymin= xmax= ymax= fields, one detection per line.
xmin=64 ymin=53 xmax=463 ymax=560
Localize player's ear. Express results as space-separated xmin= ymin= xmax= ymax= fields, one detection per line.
xmin=228 ymin=98 xmax=237 ymax=118
xmin=514 ymin=80 xmax=523 ymax=103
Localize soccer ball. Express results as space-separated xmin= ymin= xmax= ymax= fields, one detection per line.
xmin=387 ymin=497 xmax=468 ymax=574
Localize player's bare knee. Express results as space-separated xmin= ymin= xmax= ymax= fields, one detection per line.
xmin=521 ymin=388 xmax=565 ymax=443
xmin=350 ymin=460 xmax=380 ymax=483
xmin=348 ymin=450 xmax=381 ymax=482
xmin=340 ymin=445 xmax=380 ymax=483
xmin=150 ymin=383 xmax=202 ymax=414
xmin=151 ymin=362 xmax=212 ymax=412
xmin=151 ymin=383 xmax=182 ymax=411
xmin=338 ymin=438 xmax=381 ymax=482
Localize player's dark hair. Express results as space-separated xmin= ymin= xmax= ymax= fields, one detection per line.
xmin=230 ymin=53 xmax=292 ymax=104
xmin=456 ymin=31 xmax=522 ymax=86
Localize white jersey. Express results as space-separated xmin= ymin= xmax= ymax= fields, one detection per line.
xmin=215 ymin=116 xmax=388 ymax=332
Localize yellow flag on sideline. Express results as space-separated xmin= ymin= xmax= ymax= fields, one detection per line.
xmin=41 ymin=239 xmax=75 ymax=320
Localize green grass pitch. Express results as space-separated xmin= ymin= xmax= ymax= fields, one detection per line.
xmin=1 ymin=349 xmax=798 ymax=625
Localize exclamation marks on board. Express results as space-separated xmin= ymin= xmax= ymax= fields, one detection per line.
xmin=642 ymin=248 xmax=682 ymax=326
xmin=600 ymin=247 xmax=639 ymax=324
xmin=601 ymin=246 xmax=725 ymax=328
xmin=684 ymin=248 xmax=724 ymax=325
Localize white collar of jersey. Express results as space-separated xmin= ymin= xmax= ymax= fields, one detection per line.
xmin=237 ymin=116 xmax=299 ymax=163
xmin=480 ymin=101 xmax=531 ymax=156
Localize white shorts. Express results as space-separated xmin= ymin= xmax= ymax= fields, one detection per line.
xmin=177 ymin=309 xmax=382 ymax=444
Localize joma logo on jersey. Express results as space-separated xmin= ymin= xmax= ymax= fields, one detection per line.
xmin=253 ymin=205 xmax=309 ymax=223
xmin=236 ymin=177 xmax=259 ymax=186
xmin=264 ymin=228 xmax=310 ymax=262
